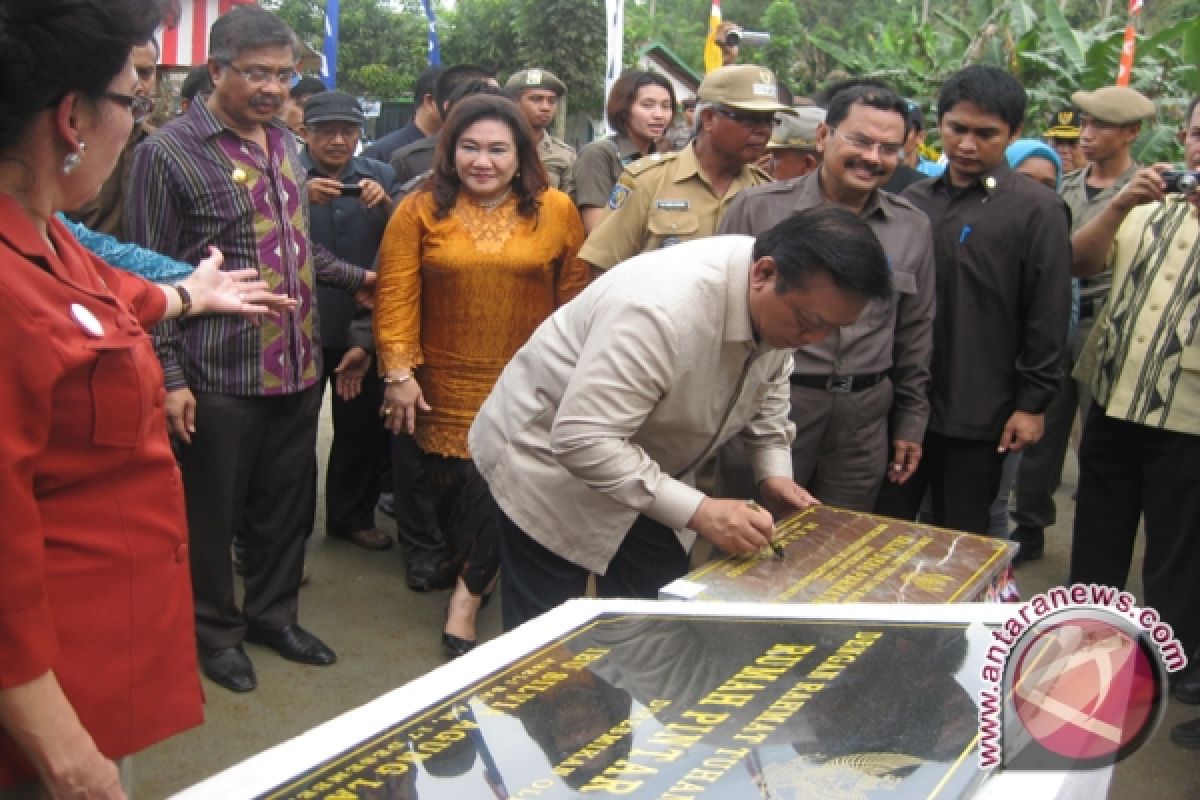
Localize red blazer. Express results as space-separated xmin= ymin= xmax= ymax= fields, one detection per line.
xmin=0 ymin=197 xmax=203 ymax=786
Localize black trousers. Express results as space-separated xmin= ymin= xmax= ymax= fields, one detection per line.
xmin=874 ymin=431 xmax=1006 ymax=536
xmin=320 ymin=346 xmax=387 ymax=538
xmin=497 ymin=503 xmax=690 ymax=631
xmin=181 ymin=386 xmax=320 ymax=650
xmin=1069 ymin=403 xmax=1200 ymax=660
xmin=390 ymin=433 xmax=447 ymax=563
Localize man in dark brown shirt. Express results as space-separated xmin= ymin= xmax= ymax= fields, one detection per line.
xmin=716 ymin=85 xmax=935 ymax=511
xmin=873 ymin=66 xmax=1072 ymax=536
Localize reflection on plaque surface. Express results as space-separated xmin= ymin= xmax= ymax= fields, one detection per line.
xmin=661 ymin=506 xmax=1018 ymax=605
xmin=260 ymin=613 xmax=990 ymax=799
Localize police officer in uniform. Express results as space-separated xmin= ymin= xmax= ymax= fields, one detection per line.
xmin=579 ymin=64 xmax=794 ymax=274
xmin=506 ymin=68 xmax=576 ymax=194
xmin=762 ymin=106 xmax=825 ymax=180
xmin=1044 ymin=108 xmax=1086 ymax=173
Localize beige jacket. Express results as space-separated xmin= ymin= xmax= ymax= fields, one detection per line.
xmin=469 ymin=236 xmax=796 ymax=573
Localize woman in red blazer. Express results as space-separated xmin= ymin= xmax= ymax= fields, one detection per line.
xmin=0 ymin=2 xmax=293 ymax=794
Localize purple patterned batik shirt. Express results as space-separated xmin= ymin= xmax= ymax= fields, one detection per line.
xmin=127 ymin=101 xmax=364 ymax=396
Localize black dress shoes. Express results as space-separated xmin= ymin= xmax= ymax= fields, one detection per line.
xmin=1172 ymin=666 xmax=1200 ymax=704
xmin=1009 ymin=525 xmax=1045 ymax=565
xmin=442 ymin=631 xmax=477 ymax=658
xmin=245 ymin=624 xmax=337 ymax=666
xmin=329 ymin=527 xmax=394 ymax=551
xmin=1170 ymin=716 xmax=1200 ymax=749
xmin=406 ymin=553 xmax=455 ymax=592
xmin=200 ymin=645 xmax=257 ymax=693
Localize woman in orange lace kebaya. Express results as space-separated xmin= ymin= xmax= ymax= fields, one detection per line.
xmin=374 ymin=94 xmax=590 ymax=656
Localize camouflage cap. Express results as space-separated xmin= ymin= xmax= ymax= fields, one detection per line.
xmin=697 ymin=65 xmax=795 ymax=114
xmin=1045 ymin=108 xmax=1082 ymax=139
xmin=1071 ymin=86 xmax=1155 ymax=125
xmin=505 ymin=68 xmax=566 ymax=97
xmin=767 ymin=106 xmax=825 ymax=150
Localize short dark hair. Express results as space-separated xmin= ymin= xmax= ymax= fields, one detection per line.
xmin=443 ymin=79 xmax=504 ymax=115
xmin=936 ymin=65 xmax=1026 ymax=133
xmin=290 ymin=76 xmax=326 ymax=101
xmin=138 ymin=35 xmax=161 ymax=60
xmin=208 ymin=5 xmax=297 ymax=65
xmin=813 ymin=77 xmax=892 ymax=109
xmin=825 ymin=85 xmax=910 ymax=137
xmin=181 ymin=64 xmax=215 ymax=102
xmin=413 ymin=65 xmax=445 ymax=104
xmin=434 ymin=64 xmax=493 ymax=110
xmin=1186 ymin=96 xmax=1200 ymax=127
xmin=605 ymin=71 xmax=677 ymax=136
xmin=0 ymin=0 xmax=166 ymax=151
xmin=429 ymin=94 xmax=547 ymax=219
xmin=752 ymin=206 xmax=892 ymax=302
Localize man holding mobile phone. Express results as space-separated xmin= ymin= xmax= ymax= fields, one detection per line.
xmin=300 ymin=90 xmax=399 ymax=552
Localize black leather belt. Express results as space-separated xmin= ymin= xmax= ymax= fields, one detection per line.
xmin=789 ymin=372 xmax=887 ymax=394
xmin=1078 ymin=295 xmax=1105 ymax=320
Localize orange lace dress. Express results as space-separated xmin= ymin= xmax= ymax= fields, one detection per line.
xmin=374 ymin=188 xmax=589 ymax=458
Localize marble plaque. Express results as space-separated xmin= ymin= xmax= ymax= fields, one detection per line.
xmin=257 ymin=612 xmax=991 ymax=799
xmin=661 ymin=506 xmax=1018 ymax=605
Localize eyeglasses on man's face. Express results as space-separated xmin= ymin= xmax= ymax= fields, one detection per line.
xmin=832 ymin=128 xmax=905 ymax=158
xmin=714 ymin=106 xmax=779 ymax=129
xmin=224 ymin=63 xmax=297 ymax=87
xmin=105 ymin=91 xmax=155 ymax=124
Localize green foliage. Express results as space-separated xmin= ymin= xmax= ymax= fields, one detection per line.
xmin=263 ymin=0 xmax=1196 ymax=155
xmin=263 ymin=0 xmax=428 ymax=99
xmin=802 ymin=0 xmax=1196 ymax=163
xmin=439 ymin=0 xmax=607 ymax=113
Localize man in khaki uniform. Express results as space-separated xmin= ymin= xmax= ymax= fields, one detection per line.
xmin=579 ymin=64 xmax=793 ymax=273
xmin=717 ymin=85 xmax=935 ymax=510
xmin=1009 ymin=85 xmax=1155 ymax=563
xmin=506 ymin=68 xmax=576 ymax=194
xmin=763 ymin=106 xmax=825 ymax=180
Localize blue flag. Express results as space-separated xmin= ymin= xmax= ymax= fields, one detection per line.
xmin=421 ymin=0 xmax=441 ymax=66
xmin=321 ymin=0 xmax=339 ymax=89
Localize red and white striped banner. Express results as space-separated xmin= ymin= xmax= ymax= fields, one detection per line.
xmin=1116 ymin=0 xmax=1145 ymax=86
xmin=160 ymin=0 xmax=259 ymax=66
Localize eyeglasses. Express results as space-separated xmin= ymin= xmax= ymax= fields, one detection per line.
xmin=224 ymin=63 xmax=297 ymax=87
xmin=105 ymin=92 xmax=155 ymax=124
xmin=714 ymin=106 xmax=778 ymax=128
xmin=832 ymin=128 xmax=905 ymax=158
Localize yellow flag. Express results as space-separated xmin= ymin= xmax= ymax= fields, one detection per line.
xmin=704 ymin=0 xmax=723 ymax=75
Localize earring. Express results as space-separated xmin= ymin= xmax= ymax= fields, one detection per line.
xmin=62 ymin=141 xmax=86 ymax=175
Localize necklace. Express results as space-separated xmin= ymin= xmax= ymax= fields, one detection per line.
xmin=473 ymin=188 xmax=512 ymax=210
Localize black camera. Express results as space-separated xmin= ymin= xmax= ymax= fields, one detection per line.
xmin=339 ymin=183 xmax=363 ymax=197
xmin=1162 ymin=170 xmax=1199 ymax=196
xmin=721 ymin=30 xmax=771 ymax=47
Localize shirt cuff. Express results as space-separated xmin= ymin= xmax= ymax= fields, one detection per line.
xmin=648 ymin=479 xmax=707 ymax=532
xmin=0 ymin=598 xmax=57 ymax=688
xmin=750 ymin=447 xmax=794 ymax=486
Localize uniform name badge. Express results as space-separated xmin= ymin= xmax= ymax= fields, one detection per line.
xmin=655 ymin=199 xmax=690 ymax=211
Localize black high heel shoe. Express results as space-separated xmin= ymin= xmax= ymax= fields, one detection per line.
xmin=442 ymin=607 xmax=477 ymax=658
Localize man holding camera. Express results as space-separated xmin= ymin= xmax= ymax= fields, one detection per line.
xmin=1068 ymin=96 xmax=1200 ymax=716
xmin=300 ymin=91 xmax=399 ymax=552
xmin=1010 ymin=85 xmax=1155 ymax=563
